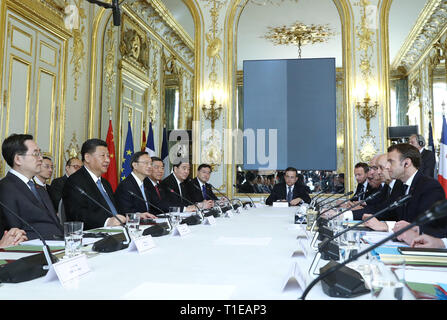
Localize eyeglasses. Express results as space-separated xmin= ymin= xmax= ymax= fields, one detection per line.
xmin=19 ymin=151 xmax=43 ymax=158
xmin=137 ymin=161 xmax=152 ymax=167
xmin=42 ymin=165 xmax=54 ymax=169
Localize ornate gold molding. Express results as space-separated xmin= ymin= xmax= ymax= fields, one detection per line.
xmin=104 ymin=20 xmax=117 ymax=113
xmin=70 ymin=0 xmax=86 ymax=101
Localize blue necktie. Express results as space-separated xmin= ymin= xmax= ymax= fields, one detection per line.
xmin=287 ymin=186 xmax=293 ymax=203
xmin=96 ymin=179 xmax=118 ymax=215
xmin=140 ymin=184 xmax=149 ymax=211
xmin=202 ymin=184 xmax=208 ymax=200
xmin=28 ymin=180 xmax=43 ymax=205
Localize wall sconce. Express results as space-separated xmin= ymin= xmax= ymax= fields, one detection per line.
xmin=355 ymin=85 xmax=379 ymax=136
xmin=202 ymin=88 xmax=223 ymax=130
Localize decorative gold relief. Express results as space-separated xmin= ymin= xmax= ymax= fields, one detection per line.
xmin=357 ymin=135 xmax=378 ymax=163
xmin=201 ymin=129 xmax=223 ymax=171
xmin=70 ymin=0 xmax=86 ymax=101
xmin=119 ymin=22 xmax=149 ymax=72
xmin=104 ymin=21 xmax=116 ymax=111
xmin=262 ymin=21 xmax=335 ymax=58
xmin=65 ymin=132 xmax=80 ymax=160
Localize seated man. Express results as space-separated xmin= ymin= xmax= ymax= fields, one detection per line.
xmin=239 ymin=171 xmax=257 ymax=193
xmin=185 ymin=164 xmax=217 ymax=204
xmin=362 ymin=144 xmax=446 ymax=245
xmin=160 ymin=161 xmax=212 ymax=212
xmin=62 ymin=139 xmax=127 ymax=230
xmin=114 ymin=151 xmax=158 ymax=219
xmin=34 ymin=156 xmax=53 ymax=190
xmin=48 ymin=157 xmax=83 ymax=211
xmin=145 ymin=156 xmax=171 ymax=215
xmin=266 ymin=167 xmax=311 ymax=206
xmin=0 ymin=134 xmax=63 ymax=240
xmin=351 ymin=162 xmax=371 ymax=201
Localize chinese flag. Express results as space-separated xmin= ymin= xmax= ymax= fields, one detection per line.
xmin=141 ymin=129 xmax=146 ymax=152
xmin=103 ymin=119 xmax=118 ymax=191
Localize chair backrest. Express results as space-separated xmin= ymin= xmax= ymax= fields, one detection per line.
xmin=58 ymin=199 xmax=66 ymax=224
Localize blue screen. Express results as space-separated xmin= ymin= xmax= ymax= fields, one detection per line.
xmin=243 ymin=58 xmax=337 ymax=170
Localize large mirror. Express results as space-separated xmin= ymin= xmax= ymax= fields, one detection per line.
xmin=388 ymin=0 xmax=446 ymax=154
xmin=233 ymin=0 xmax=345 ymax=196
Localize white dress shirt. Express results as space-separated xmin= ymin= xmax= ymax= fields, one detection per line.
xmin=84 ymin=166 xmax=114 ymax=227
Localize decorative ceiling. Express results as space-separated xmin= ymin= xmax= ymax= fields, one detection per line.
xmin=158 ymin=0 xmax=430 ymax=71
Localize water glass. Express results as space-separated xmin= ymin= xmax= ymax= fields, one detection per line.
xmin=169 ymin=207 xmax=182 ymax=228
xmin=126 ymin=213 xmax=141 ymax=238
xmin=64 ymin=221 xmax=84 ymax=258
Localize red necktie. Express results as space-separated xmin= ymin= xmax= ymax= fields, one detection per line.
xmin=155 ymin=185 xmax=161 ymax=199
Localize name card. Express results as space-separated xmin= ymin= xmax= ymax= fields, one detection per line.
xmin=128 ymin=235 xmax=156 ymax=254
xmin=203 ymin=216 xmax=217 ymax=225
xmin=297 ymin=238 xmax=311 ymax=258
xmin=173 ymin=223 xmax=191 ymax=236
xmin=282 ymin=262 xmax=308 ymax=295
xmin=44 ymin=254 xmax=90 ymax=286
xmin=273 ymin=201 xmax=289 ymax=208
xmin=225 ymin=211 xmax=233 ymax=218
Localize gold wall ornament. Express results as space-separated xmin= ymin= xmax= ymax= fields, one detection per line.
xmin=65 ymin=132 xmax=80 ymax=160
xmin=104 ymin=21 xmax=117 ymax=111
xmin=262 ymin=21 xmax=335 ymax=58
xmin=70 ymin=0 xmax=86 ymax=101
xmin=119 ymin=17 xmax=150 ymax=72
xmin=202 ymin=95 xmax=223 ymax=130
xmin=244 ymin=0 xmax=299 ymax=6
xmin=358 ymin=135 xmax=378 ymax=163
xmin=356 ymin=97 xmax=379 ymax=136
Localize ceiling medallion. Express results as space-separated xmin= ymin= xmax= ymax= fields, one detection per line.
xmin=262 ymin=21 xmax=335 ymax=58
xmin=247 ymin=0 xmax=299 ymax=6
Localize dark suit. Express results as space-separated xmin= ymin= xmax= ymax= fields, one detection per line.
xmin=48 ymin=175 xmax=67 ymax=211
xmin=159 ymin=173 xmax=191 ymax=208
xmin=185 ymin=178 xmax=218 ymax=203
xmin=393 ymin=171 xmax=446 ymax=238
xmin=351 ymin=181 xmax=373 ymax=201
xmin=114 ymin=173 xmax=150 ymax=215
xmin=265 ymin=182 xmax=311 ymax=206
xmin=420 ymin=149 xmax=436 ymax=178
xmin=0 ymin=172 xmax=63 ymax=240
xmin=62 ymin=166 xmax=119 ymax=230
xmin=239 ymin=182 xmax=256 ymax=193
xmin=353 ymin=180 xmax=405 ymax=220
xmin=144 ymin=178 xmax=170 ymax=215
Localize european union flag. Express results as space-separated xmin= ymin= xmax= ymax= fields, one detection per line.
xmin=120 ymin=121 xmax=134 ymax=181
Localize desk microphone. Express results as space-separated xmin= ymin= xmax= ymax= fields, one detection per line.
xmin=70 ymin=184 xmax=131 ymax=252
xmin=188 ymin=179 xmax=229 ymax=217
xmin=208 ymin=183 xmax=239 ymax=211
xmin=300 ymin=199 xmax=447 ymax=300
xmin=127 ymin=190 xmax=166 ymax=216
xmin=232 ymin=184 xmax=255 ymax=207
xmin=318 ymin=194 xmax=413 ymax=257
xmin=320 ymin=191 xmax=363 ymax=215
xmin=316 ymin=191 xmax=349 ymax=208
xmin=159 ymin=184 xmax=204 ymax=222
xmin=309 ymin=188 xmax=329 ymax=208
xmin=0 ymin=200 xmax=59 ymax=283
xmin=318 ymin=191 xmax=353 ymax=210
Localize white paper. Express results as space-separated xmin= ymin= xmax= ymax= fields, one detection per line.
xmin=173 ymin=224 xmax=191 ymax=236
xmin=404 ymin=269 xmax=447 ymax=284
xmin=273 ymin=201 xmax=289 ymax=208
xmin=20 ymin=238 xmax=101 ymax=247
xmin=203 ymin=216 xmax=216 ymax=225
xmin=128 ymin=235 xmax=156 ymax=254
xmin=44 ymin=254 xmax=90 ymax=285
xmin=214 ymin=237 xmax=271 ymax=246
xmin=122 ymin=282 xmax=236 ymax=300
xmin=0 ymin=252 xmax=37 ymax=260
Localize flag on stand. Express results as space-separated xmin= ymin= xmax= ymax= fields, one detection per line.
xmin=428 ymin=121 xmax=435 ymax=152
xmin=141 ymin=129 xmax=146 ymax=152
xmin=161 ymin=126 xmax=169 ymax=179
xmin=102 ymin=119 xmax=118 ymax=191
xmin=438 ymin=115 xmax=447 ymax=198
xmin=120 ymin=121 xmax=134 ymax=182
xmin=145 ymin=122 xmax=156 ymax=157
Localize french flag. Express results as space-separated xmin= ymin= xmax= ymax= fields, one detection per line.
xmin=438 ymin=115 xmax=447 ymax=198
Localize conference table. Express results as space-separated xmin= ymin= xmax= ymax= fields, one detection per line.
xmin=0 ymin=206 xmax=416 ymax=300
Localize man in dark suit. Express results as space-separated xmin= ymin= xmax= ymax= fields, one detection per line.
xmin=0 ymin=134 xmax=63 ymax=240
xmin=185 ymin=163 xmax=218 ymax=203
xmin=62 ymin=139 xmax=127 ymax=230
xmin=160 ymin=161 xmax=213 ymax=212
xmin=34 ymin=156 xmax=53 ymax=190
xmin=239 ymin=171 xmax=256 ymax=193
xmin=48 ymin=157 xmax=83 ymax=212
xmin=362 ymin=143 xmax=446 ymax=245
xmin=409 ymin=134 xmax=436 ymax=178
xmin=145 ymin=156 xmax=171 ymax=215
xmin=114 ymin=151 xmax=158 ymax=219
xmin=266 ymin=167 xmax=311 ymax=206
xmin=351 ymin=162 xmax=371 ymax=201
xmin=352 ymin=153 xmax=405 ymax=221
